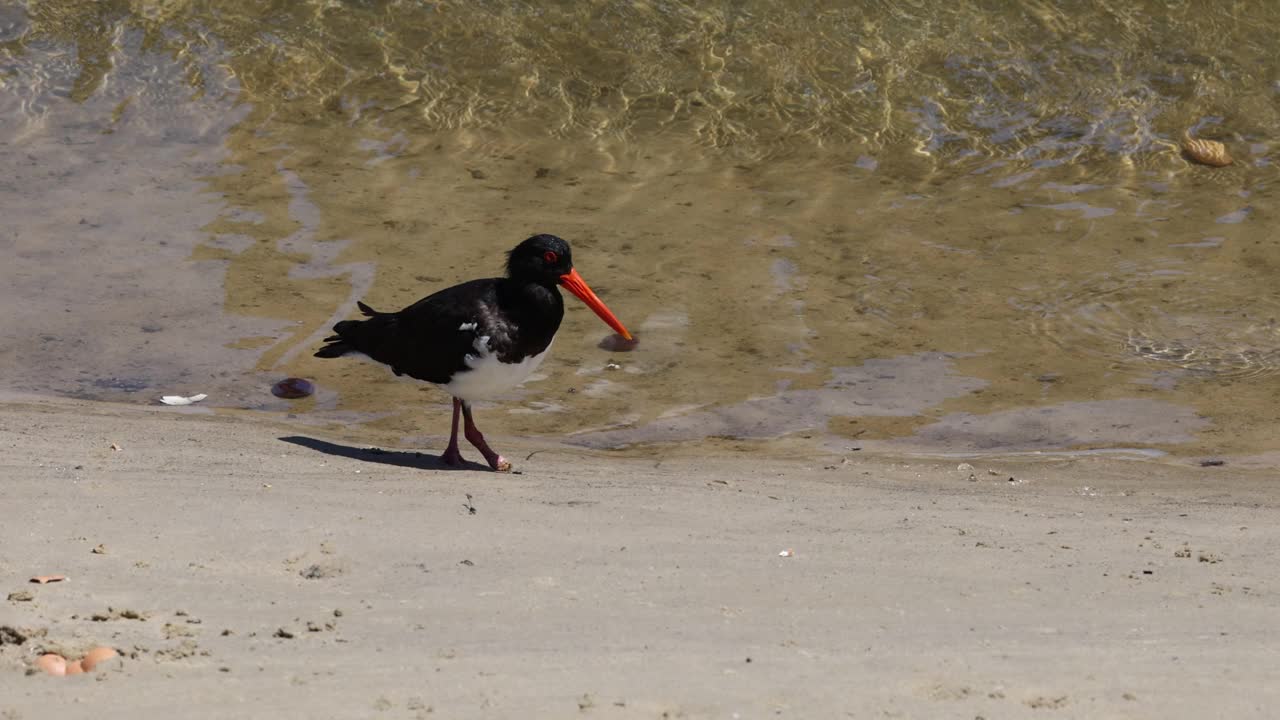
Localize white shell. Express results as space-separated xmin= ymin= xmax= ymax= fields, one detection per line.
xmin=160 ymin=394 xmax=208 ymax=405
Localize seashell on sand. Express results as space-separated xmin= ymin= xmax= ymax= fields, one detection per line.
xmin=272 ymin=377 xmax=315 ymax=399
xmin=1182 ymin=131 xmax=1232 ymax=167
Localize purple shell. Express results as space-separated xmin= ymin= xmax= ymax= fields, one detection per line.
xmin=272 ymin=377 xmax=315 ymax=399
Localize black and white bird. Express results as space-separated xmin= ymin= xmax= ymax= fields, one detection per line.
xmin=314 ymin=234 xmax=632 ymax=471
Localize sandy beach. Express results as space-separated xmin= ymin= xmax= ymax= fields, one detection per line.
xmin=7 ymin=2 xmax=1280 ymax=718
xmin=1 ymin=396 xmax=1276 ymax=719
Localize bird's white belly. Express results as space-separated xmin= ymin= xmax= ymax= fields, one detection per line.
xmin=443 ymin=335 xmax=552 ymax=401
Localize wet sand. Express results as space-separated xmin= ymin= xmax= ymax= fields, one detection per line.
xmin=1 ymin=397 xmax=1277 ymax=718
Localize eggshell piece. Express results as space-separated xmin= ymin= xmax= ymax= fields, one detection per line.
xmin=64 ymin=660 xmax=85 ymax=675
xmin=35 ymin=654 xmax=67 ymax=676
xmin=81 ymin=646 xmax=119 ymax=671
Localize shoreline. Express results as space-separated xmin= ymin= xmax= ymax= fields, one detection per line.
xmin=1 ymin=396 xmax=1277 ymax=718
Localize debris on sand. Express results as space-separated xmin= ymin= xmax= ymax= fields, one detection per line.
xmin=0 ymin=626 xmax=29 ymax=645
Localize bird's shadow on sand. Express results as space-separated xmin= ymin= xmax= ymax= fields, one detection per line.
xmin=279 ymin=436 xmax=491 ymax=472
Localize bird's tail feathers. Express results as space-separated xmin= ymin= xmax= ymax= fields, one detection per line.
xmin=314 ymin=329 xmax=354 ymax=358
xmin=314 ymin=301 xmax=398 ymax=359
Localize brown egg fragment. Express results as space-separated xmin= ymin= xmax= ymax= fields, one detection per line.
xmin=29 ymin=574 xmax=67 ymax=584
xmin=81 ymin=646 xmax=119 ymax=671
xmin=35 ymin=654 xmax=67 ymax=676
xmin=1182 ymin=132 xmax=1233 ymax=167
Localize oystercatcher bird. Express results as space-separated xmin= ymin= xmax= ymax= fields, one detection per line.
xmin=314 ymin=234 xmax=632 ymax=471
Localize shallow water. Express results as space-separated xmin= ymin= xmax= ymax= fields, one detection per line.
xmin=3 ymin=1 xmax=1279 ymax=463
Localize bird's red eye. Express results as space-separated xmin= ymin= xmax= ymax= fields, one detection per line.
xmin=543 ymin=251 xmax=558 ymax=264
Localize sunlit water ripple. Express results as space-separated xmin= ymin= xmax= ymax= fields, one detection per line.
xmin=2 ymin=0 xmax=1280 ymax=464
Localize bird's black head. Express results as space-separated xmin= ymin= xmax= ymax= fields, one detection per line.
xmin=505 ymin=233 xmax=634 ymax=341
xmin=506 ymin=234 xmax=573 ymax=285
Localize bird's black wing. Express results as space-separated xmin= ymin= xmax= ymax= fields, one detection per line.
xmin=315 ymin=279 xmax=501 ymax=384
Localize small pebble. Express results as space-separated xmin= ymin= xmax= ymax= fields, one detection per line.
xmin=1182 ymin=132 xmax=1233 ymax=167
xmin=598 ymin=334 xmax=639 ymax=352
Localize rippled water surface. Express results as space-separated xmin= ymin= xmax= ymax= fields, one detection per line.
xmin=3 ymin=1 xmax=1280 ymax=463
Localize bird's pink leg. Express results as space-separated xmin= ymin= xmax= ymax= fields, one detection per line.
xmin=441 ymin=398 xmax=465 ymax=467
xmin=462 ymin=402 xmax=511 ymax=472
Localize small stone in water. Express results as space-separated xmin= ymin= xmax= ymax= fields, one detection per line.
xmin=1181 ymin=132 xmax=1232 ymax=167
xmin=597 ymin=334 xmax=639 ymax=352
xmin=272 ymin=378 xmax=315 ymax=399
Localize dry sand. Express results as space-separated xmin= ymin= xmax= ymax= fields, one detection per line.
xmin=1 ymin=396 xmax=1277 ymax=719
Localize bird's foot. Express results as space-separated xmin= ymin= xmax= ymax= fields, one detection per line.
xmin=461 ymin=404 xmax=511 ymax=472
xmin=465 ymin=429 xmax=511 ymax=471
xmin=441 ymin=445 xmax=466 ymax=467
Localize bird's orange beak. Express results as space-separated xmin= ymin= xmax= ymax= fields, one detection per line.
xmin=559 ymin=269 xmax=633 ymax=341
